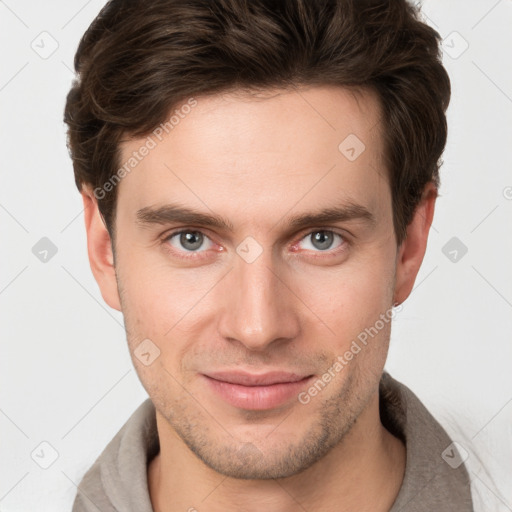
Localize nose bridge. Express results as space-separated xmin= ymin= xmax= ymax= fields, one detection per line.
xmin=217 ymin=243 xmax=300 ymax=350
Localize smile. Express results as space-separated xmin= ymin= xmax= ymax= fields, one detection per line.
xmin=201 ymin=371 xmax=315 ymax=410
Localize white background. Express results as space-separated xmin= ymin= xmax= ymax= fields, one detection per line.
xmin=1 ymin=1 xmax=511 ymax=511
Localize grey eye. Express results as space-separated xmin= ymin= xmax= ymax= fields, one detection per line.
xmin=300 ymin=231 xmax=344 ymax=252
xmin=180 ymin=231 xmax=203 ymax=251
xmin=168 ymin=231 xmax=212 ymax=252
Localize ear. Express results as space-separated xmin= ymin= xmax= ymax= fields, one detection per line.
xmin=393 ymin=182 xmax=437 ymax=306
xmin=81 ymin=187 xmax=122 ymax=311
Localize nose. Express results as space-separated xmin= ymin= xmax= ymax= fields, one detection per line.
xmin=216 ymin=246 xmax=301 ymax=352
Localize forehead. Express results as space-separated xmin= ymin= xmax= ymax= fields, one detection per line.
xmin=116 ymin=85 xmax=388 ymax=225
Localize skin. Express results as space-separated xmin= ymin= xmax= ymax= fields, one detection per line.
xmin=82 ymin=85 xmax=436 ymax=511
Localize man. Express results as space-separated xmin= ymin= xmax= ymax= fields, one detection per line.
xmin=64 ymin=0 xmax=473 ymax=510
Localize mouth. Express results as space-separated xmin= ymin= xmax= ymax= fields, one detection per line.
xmin=201 ymin=371 xmax=315 ymax=410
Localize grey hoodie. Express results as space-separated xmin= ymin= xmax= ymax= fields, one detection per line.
xmin=72 ymin=371 xmax=474 ymax=511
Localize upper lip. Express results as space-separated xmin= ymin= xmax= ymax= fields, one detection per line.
xmin=203 ymin=371 xmax=312 ymax=386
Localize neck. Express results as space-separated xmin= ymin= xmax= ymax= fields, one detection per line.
xmin=148 ymin=390 xmax=405 ymax=512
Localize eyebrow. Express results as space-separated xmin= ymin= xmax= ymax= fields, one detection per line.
xmin=136 ymin=202 xmax=376 ymax=232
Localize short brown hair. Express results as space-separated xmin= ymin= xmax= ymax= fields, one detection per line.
xmin=64 ymin=0 xmax=450 ymax=245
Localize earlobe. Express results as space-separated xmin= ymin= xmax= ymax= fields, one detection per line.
xmin=81 ymin=187 xmax=122 ymax=312
xmin=393 ymin=182 xmax=437 ymax=306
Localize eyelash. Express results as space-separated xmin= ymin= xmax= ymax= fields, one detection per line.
xmin=161 ymin=228 xmax=349 ymax=261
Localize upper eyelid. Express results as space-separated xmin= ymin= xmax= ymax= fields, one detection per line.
xmin=296 ymin=227 xmax=347 ymax=240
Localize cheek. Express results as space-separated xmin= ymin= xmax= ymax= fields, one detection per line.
xmin=116 ymin=254 xmax=220 ymax=374
xmin=291 ymin=257 xmax=395 ymax=375
xmin=299 ymin=261 xmax=393 ymax=328
xmin=116 ymin=246 xmax=205 ymax=329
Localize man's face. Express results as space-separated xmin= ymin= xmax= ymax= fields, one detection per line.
xmin=111 ymin=86 xmax=399 ymax=478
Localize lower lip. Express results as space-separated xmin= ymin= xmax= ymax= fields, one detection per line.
xmin=202 ymin=375 xmax=314 ymax=410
